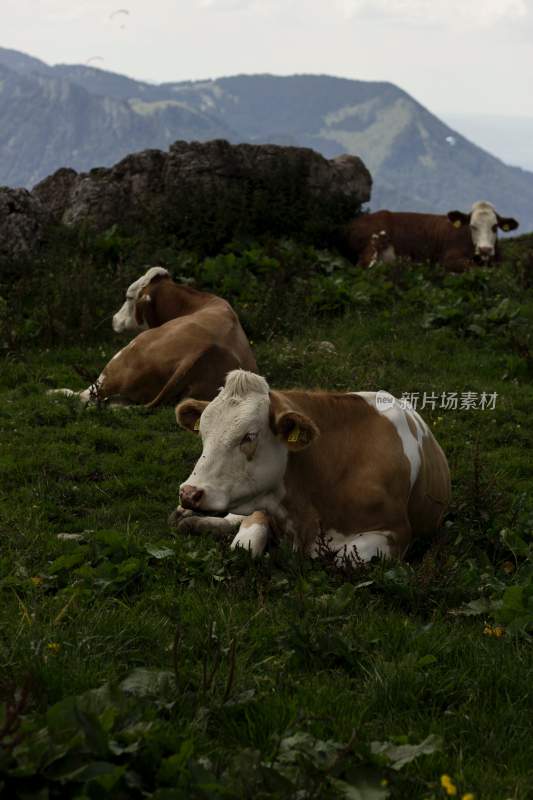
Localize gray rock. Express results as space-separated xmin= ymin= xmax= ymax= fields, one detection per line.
xmin=0 ymin=187 xmax=49 ymax=261
xmin=33 ymin=139 xmax=371 ymax=233
xmin=1 ymin=139 xmax=371 ymax=262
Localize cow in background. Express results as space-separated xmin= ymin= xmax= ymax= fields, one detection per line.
xmin=344 ymin=201 xmax=519 ymax=272
xmin=49 ymin=268 xmax=257 ymax=407
xmin=172 ymin=370 xmax=451 ymax=563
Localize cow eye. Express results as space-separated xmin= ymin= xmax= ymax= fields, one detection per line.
xmin=240 ymin=432 xmax=258 ymax=460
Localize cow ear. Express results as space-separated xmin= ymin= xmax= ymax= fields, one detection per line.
xmin=447 ymin=210 xmax=470 ymax=229
xmin=175 ymin=399 xmax=209 ymax=433
xmin=274 ymin=411 xmax=320 ymax=451
xmin=134 ymin=294 xmax=151 ymax=326
xmin=497 ymin=216 xmax=519 ymax=232
xmin=134 ymin=297 xmax=145 ymax=326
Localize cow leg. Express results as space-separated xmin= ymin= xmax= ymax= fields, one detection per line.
xmin=170 ymin=507 xmax=270 ymax=557
xmin=230 ymin=511 xmax=270 ymax=558
xmin=47 ymin=375 xmax=104 ymax=405
xmin=345 ymin=531 xmax=400 ymax=563
xmin=170 ymin=509 xmax=245 ymax=537
xmin=47 ymin=384 xmax=98 ymax=404
xmin=318 ymin=526 xmax=410 ymax=564
xmin=48 ymin=373 xmax=134 ymax=407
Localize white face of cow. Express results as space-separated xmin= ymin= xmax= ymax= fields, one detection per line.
xmin=112 ymin=267 xmax=169 ymax=333
xmin=177 ymin=371 xmax=319 ymax=516
xmin=447 ymin=201 xmax=519 ymax=263
xmin=177 ymin=372 xmax=288 ymax=515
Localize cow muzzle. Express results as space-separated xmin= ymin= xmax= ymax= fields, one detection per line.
xmin=477 ymin=246 xmax=494 ymax=261
xmin=112 ymin=314 xmax=124 ymax=333
xmin=180 ymin=484 xmax=205 ymax=510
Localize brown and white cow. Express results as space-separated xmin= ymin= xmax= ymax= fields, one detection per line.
xmin=50 ymin=268 xmax=257 ymax=407
xmin=344 ymin=201 xmax=519 ymax=272
xmin=172 ymin=371 xmax=450 ymax=563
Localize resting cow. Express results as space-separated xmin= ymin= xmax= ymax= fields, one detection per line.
xmin=50 ymin=268 xmax=257 ymax=406
xmin=344 ymin=201 xmax=519 ymax=272
xmin=172 ymin=370 xmax=451 ymax=563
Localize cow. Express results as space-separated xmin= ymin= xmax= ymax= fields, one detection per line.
xmin=49 ymin=268 xmax=257 ymax=407
xmin=171 ymin=370 xmax=451 ymax=563
xmin=344 ymin=201 xmax=519 ymax=272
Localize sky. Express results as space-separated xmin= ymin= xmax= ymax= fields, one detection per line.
xmin=2 ymin=0 xmax=533 ymax=118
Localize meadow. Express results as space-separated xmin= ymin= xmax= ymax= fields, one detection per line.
xmin=1 ymin=235 xmax=532 ymax=799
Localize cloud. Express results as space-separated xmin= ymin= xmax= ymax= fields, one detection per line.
xmin=337 ymin=0 xmax=530 ymax=28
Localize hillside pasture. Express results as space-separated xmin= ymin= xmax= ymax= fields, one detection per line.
xmin=1 ymin=240 xmax=532 ymax=799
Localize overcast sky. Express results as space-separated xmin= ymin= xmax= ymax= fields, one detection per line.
xmin=3 ymin=0 xmax=533 ymax=117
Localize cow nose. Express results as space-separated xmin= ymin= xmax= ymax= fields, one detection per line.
xmin=478 ymin=246 xmax=493 ymax=256
xmin=180 ymin=484 xmax=204 ymax=510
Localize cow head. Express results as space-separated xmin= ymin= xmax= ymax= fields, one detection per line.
xmin=176 ymin=370 xmax=319 ymax=515
xmin=365 ymin=230 xmax=395 ymax=269
xmin=112 ymin=267 xmax=170 ymax=333
xmin=447 ymin=201 xmax=519 ymax=263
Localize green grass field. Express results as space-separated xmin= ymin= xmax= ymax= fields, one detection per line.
xmin=1 ymin=247 xmax=533 ymax=799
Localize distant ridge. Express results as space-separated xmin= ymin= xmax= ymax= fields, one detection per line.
xmin=1 ymin=48 xmax=532 ymax=230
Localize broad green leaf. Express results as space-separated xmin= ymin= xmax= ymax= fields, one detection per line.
xmin=120 ymin=668 xmax=175 ymax=698
xmin=371 ymin=734 xmax=441 ymax=770
xmin=331 ymin=778 xmax=389 ymax=800
xmin=145 ymin=545 xmax=175 ymax=560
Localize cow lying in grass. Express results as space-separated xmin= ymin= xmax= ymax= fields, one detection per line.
xmin=50 ymin=268 xmax=257 ymax=407
xmin=345 ymin=200 xmax=519 ymax=272
xmin=171 ymin=370 xmax=451 ymax=563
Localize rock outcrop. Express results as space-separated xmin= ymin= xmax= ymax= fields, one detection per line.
xmin=0 ymin=187 xmax=50 ymax=262
xmin=1 ymin=139 xmax=371 ymax=261
xmin=33 ymin=139 xmax=371 ymax=231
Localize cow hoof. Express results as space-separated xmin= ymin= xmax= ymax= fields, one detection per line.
xmin=168 ymin=506 xmax=193 ymax=528
xmin=175 ymin=516 xmax=200 ymax=534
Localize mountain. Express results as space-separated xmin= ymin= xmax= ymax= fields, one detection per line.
xmin=1 ymin=48 xmax=533 ymax=230
xmin=0 ymin=53 xmax=235 ymax=188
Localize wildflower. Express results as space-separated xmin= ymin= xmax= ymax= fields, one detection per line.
xmin=30 ymin=576 xmax=43 ymax=586
xmin=483 ymin=624 xmax=505 ymax=638
xmin=441 ymin=774 xmax=457 ymax=796
xmin=462 ymin=794 xmax=475 ymax=800
xmin=47 ymin=642 xmax=61 ymax=655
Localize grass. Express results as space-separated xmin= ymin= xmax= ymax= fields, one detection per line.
xmin=1 ymin=251 xmax=533 ymax=799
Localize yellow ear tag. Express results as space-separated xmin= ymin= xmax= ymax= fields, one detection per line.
xmin=453 ymin=220 xmax=462 ymax=228
xmin=193 ymin=418 xmax=200 ymax=431
xmin=287 ymin=424 xmax=300 ymax=443
xmin=503 ymin=224 xmax=510 ymax=231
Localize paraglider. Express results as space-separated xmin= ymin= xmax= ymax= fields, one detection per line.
xmin=445 ymin=135 xmax=457 ymax=147
xmin=109 ymin=8 xmax=130 ymax=29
